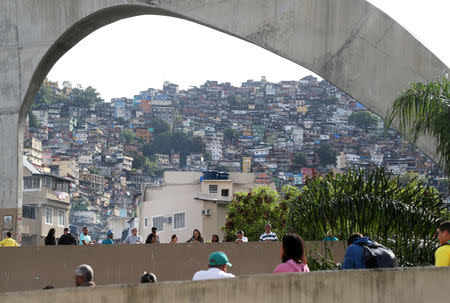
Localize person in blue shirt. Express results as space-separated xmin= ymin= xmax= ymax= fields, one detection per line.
xmin=342 ymin=233 xmax=373 ymax=269
xmin=102 ymin=231 xmax=114 ymax=245
xmin=79 ymin=227 xmax=93 ymax=246
xmin=323 ymin=230 xmax=339 ymax=241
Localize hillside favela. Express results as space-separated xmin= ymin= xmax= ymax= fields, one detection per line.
xmin=1 ymin=1 xmax=450 ymax=302
xmin=22 ymin=76 xmax=448 ymax=246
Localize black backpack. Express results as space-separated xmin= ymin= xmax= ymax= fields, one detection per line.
xmin=357 ymin=242 xmax=397 ymax=268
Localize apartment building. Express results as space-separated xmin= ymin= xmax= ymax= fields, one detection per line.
xmin=22 ymin=158 xmax=71 ymax=246
xmin=139 ymin=171 xmax=269 ymax=243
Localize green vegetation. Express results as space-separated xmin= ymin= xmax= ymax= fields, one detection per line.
xmin=28 ymin=112 xmax=39 ymax=129
xmin=286 ymin=168 xmax=448 ymax=266
xmin=70 ymin=86 xmax=102 ymax=107
xmin=121 ymin=129 xmax=136 ymax=144
xmin=33 ymin=86 xmax=65 ymax=108
xmin=131 ymin=152 xmax=163 ymax=177
xmin=225 ymin=168 xmax=448 ymax=267
xmin=290 ymin=152 xmax=308 ymax=172
xmin=224 ymin=128 xmax=240 ymax=142
xmin=317 ymin=143 xmax=337 ymax=167
xmin=143 ymin=131 xmax=204 ymax=168
xmin=223 ymin=187 xmax=288 ymax=242
xmin=384 ymin=76 xmax=450 ymax=175
xmin=348 ymin=110 xmax=378 ymax=130
xmin=151 ymin=117 xmax=171 ymax=135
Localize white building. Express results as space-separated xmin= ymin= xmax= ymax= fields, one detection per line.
xmin=139 ymin=171 xmax=270 ymax=243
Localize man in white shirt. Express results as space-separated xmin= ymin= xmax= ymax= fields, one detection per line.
xmin=235 ymin=230 xmax=248 ymax=243
xmin=259 ymin=223 xmax=278 ymax=242
xmin=123 ymin=228 xmax=143 ymax=244
xmin=192 ymin=251 xmax=235 ymax=281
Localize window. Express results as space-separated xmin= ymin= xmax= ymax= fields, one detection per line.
xmin=209 ymin=184 xmax=218 ymax=193
xmin=23 ymin=205 xmax=35 ymax=220
xmin=58 ymin=210 xmax=66 ymax=227
xmin=144 ymin=217 xmax=148 ymax=228
xmin=173 ymin=212 xmax=185 ymax=229
xmin=23 ymin=176 xmax=40 ymax=190
xmin=152 ymin=216 xmax=164 ymax=232
xmin=45 ymin=207 xmax=53 ymax=225
xmin=221 ymin=189 xmax=229 ymax=197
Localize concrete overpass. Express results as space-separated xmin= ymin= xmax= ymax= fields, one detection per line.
xmin=0 ymin=0 xmax=448 ymax=238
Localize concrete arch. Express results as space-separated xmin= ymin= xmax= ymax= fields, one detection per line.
xmin=0 ymin=0 xmax=448 ymax=237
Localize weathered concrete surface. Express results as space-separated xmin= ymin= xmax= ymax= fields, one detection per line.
xmin=0 ymin=267 xmax=449 ymax=303
xmin=0 ymin=0 xmax=448 ymax=237
xmin=0 ymin=241 xmax=346 ymax=292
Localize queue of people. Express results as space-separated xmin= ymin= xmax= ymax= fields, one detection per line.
xmin=37 ymin=220 xmax=450 ymax=290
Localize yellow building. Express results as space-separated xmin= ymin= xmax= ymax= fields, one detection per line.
xmin=242 ymin=157 xmax=252 ymax=173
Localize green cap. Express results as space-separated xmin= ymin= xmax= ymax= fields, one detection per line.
xmin=208 ymin=251 xmax=232 ymax=267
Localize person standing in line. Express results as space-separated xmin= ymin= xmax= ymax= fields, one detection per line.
xmin=145 ymin=227 xmax=160 ymax=244
xmin=74 ymin=264 xmax=95 ymax=287
xmin=211 ymin=235 xmax=220 ymax=242
xmin=45 ymin=228 xmax=57 ymax=245
xmin=79 ymin=227 xmax=94 ymax=246
xmin=235 ymin=230 xmax=248 ymax=243
xmin=192 ymin=251 xmax=235 ymax=281
xmin=435 ymin=221 xmax=450 ymax=267
xmin=102 ymin=231 xmax=114 ymax=245
xmin=323 ymin=230 xmax=339 ymax=241
xmin=58 ymin=227 xmax=77 ymax=245
xmin=0 ymin=232 xmax=19 ymax=247
xmin=273 ymin=233 xmax=309 ymax=273
xmin=259 ymin=223 xmax=278 ymax=242
xmin=186 ymin=229 xmax=204 ymax=243
xmin=123 ymin=227 xmax=143 ymax=244
xmin=170 ymin=234 xmax=178 ymax=243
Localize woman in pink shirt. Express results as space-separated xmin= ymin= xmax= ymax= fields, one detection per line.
xmin=273 ymin=233 xmax=310 ymax=273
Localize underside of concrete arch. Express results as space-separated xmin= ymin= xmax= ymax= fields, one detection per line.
xmin=0 ymin=0 xmax=448 ymax=239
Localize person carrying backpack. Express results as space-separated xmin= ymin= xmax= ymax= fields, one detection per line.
xmin=342 ymin=233 xmax=396 ymax=269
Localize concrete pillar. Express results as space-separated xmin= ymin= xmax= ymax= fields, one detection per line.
xmin=0 ymin=111 xmax=23 ymax=242
xmin=0 ymin=0 xmax=23 ymax=242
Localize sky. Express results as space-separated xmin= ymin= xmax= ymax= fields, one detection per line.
xmin=47 ymin=0 xmax=450 ymax=102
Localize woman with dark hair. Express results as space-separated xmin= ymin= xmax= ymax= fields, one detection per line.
xmin=45 ymin=228 xmax=57 ymax=246
xmin=273 ymin=233 xmax=309 ymax=273
xmin=186 ymin=229 xmax=204 ymax=243
xmin=211 ymin=234 xmax=220 ymax=242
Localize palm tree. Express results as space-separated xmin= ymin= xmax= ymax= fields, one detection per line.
xmin=384 ymin=76 xmax=450 ymax=175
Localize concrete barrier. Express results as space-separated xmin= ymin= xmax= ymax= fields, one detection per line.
xmin=0 ymin=241 xmax=345 ymax=292
xmin=0 ymin=267 xmax=448 ymax=303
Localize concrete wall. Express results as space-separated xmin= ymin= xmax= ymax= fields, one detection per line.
xmin=0 ymin=267 xmax=448 ymax=303
xmin=0 ymin=241 xmax=346 ymax=292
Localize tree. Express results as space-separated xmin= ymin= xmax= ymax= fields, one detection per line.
xmin=143 ymin=158 xmax=163 ymax=177
xmin=384 ymin=76 xmax=450 ymax=175
xmin=224 ymin=128 xmax=240 ymax=142
xmin=290 ymin=152 xmax=308 ymax=172
xmin=189 ymin=136 xmax=205 ymax=153
xmin=151 ymin=117 xmax=171 ymax=135
xmin=317 ymin=143 xmax=337 ymax=167
xmin=223 ymin=187 xmax=288 ymax=241
xmin=70 ymin=86 xmax=102 ymax=107
xmin=114 ymin=117 xmax=127 ymax=125
xmin=122 ymin=129 xmax=135 ymax=144
xmin=287 ymin=168 xmax=448 ymax=266
xmin=28 ymin=112 xmax=39 ymax=129
xmin=32 ymin=85 xmax=65 ymax=108
xmin=348 ymin=111 xmax=378 ymax=130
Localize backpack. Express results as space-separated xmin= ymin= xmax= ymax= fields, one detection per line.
xmin=357 ymin=242 xmax=397 ymax=268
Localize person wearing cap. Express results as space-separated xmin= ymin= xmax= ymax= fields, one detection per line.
xmin=192 ymin=251 xmax=235 ymax=281
xmin=102 ymin=231 xmax=114 ymax=244
xmin=259 ymin=223 xmax=278 ymax=242
xmin=235 ymin=230 xmax=248 ymax=243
